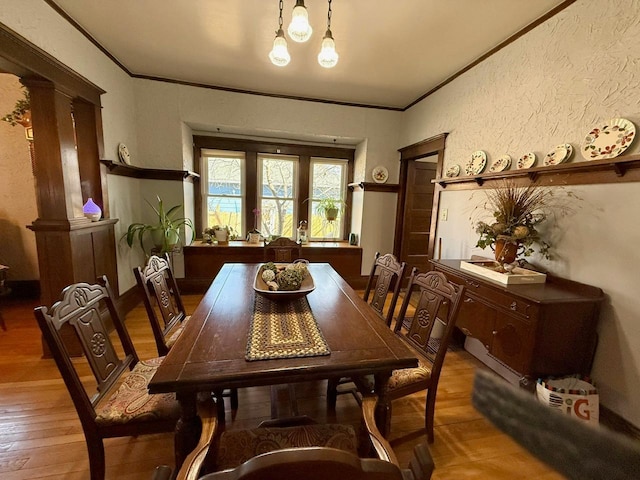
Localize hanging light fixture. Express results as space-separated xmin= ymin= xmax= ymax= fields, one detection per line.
xmin=318 ymin=0 xmax=338 ymax=68
xmin=287 ymin=0 xmax=313 ymax=43
xmin=269 ymin=0 xmax=291 ymax=66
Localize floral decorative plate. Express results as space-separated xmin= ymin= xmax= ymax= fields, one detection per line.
xmin=465 ymin=150 xmax=487 ymax=175
xmin=372 ymin=165 xmax=389 ymax=183
xmin=118 ymin=143 xmax=131 ymax=165
xmin=517 ymin=152 xmax=536 ymax=169
xmin=543 ymin=143 xmax=572 ymax=166
xmin=489 ymin=155 xmax=512 ymax=173
xmin=445 ymin=164 xmax=460 ymax=178
xmin=581 ymin=118 xmax=636 ymax=160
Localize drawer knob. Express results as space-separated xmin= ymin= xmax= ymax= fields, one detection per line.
xmin=464 ymin=297 xmax=474 ymax=303
xmin=492 ymin=330 xmax=498 ymax=336
xmin=510 ymin=301 xmax=517 ymax=311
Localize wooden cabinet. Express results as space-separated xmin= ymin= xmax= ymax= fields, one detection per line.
xmin=182 ymin=242 xmax=364 ymax=292
xmin=431 ymin=260 xmax=604 ymax=379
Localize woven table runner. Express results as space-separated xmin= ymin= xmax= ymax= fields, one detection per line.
xmin=245 ymin=296 xmax=331 ymax=361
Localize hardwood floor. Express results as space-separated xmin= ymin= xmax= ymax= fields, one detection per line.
xmin=0 ymin=294 xmax=564 ymax=479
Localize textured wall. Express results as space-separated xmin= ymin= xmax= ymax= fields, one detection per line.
xmin=0 ymin=74 xmax=39 ymax=280
xmin=401 ymin=0 xmax=640 ymax=427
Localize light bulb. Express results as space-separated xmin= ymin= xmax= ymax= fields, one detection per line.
xmin=269 ymin=29 xmax=290 ymax=67
xmin=318 ymin=30 xmax=339 ymax=68
xmin=288 ymin=2 xmax=312 ymax=43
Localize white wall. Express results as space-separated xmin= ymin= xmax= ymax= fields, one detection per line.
xmin=0 ymin=74 xmax=39 ymax=280
xmin=400 ymin=0 xmax=640 ymax=427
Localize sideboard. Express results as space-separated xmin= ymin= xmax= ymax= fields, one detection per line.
xmin=182 ymin=241 xmax=364 ymax=292
xmin=431 ymin=259 xmax=604 ymax=382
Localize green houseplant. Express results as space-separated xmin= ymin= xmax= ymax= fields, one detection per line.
xmin=125 ymin=196 xmax=195 ymax=255
xmin=315 ymin=198 xmax=345 ymax=221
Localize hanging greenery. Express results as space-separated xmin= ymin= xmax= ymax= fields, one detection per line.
xmin=2 ymin=88 xmax=30 ymax=126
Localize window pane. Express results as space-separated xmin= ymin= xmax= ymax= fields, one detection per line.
xmin=259 ymin=155 xmax=297 ymax=238
xmin=310 ymin=159 xmax=347 ymax=239
xmin=204 ymin=151 xmax=244 ymax=235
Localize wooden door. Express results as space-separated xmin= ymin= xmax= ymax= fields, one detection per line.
xmin=398 ymin=158 xmax=437 ymax=274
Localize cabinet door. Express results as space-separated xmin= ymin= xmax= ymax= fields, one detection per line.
xmin=490 ymin=312 xmax=533 ymax=374
xmin=456 ymin=295 xmax=496 ymax=351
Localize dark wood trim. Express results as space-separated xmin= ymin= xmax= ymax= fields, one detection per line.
xmin=398 ymin=133 xmax=448 ymax=161
xmin=0 ymin=22 xmax=104 ymax=105
xmin=114 ymin=284 xmax=144 ymax=318
xmin=600 ymin=405 xmax=640 ymax=442
xmin=193 ymin=136 xmax=355 ymax=240
xmin=433 ymin=153 xmax=640 ymax=190
xmin=4 ymin=280 xmax=40 ymax=299
xmin=100 ymin=160 xmax=199 ymax=181
xmin=403 ymin=0 xmax=578 ymax=110
xmin=348 ymin=182 xmax=400 ymax=193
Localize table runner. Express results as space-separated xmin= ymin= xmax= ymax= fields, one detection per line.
xmin=246 ymin=296 xmax=330 ymax=361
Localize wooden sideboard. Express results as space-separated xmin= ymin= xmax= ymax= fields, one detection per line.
xmin=431 ymin=259 xmax=604 ymax=381
xmin=182 ymin=241 xmax=364 ymax=292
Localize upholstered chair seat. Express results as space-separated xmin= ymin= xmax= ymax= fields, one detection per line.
xmin=165 ymin=315 xmax=191 ymax=349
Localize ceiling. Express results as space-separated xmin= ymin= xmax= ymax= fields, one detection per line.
xmin=50 ymin=0 xmax=567 ymax=110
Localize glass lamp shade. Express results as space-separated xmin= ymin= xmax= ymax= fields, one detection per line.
xmin=269 ymin=30 xmax=291 ymax=67
xmin=287 ymin=3 xmax=312 ymax=43
xmin=83 ymin=197 xmax=102 ymax=222
xmin=318 ymin=31 xmax=339 ymax=68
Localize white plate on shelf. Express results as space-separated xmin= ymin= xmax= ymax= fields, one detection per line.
xmin=465 ymin=150 xmax=487 ymax=175
xmin=581 ymin=118 xmax=636 ymax=160
xmin=517 ymin=152 xmax=536 ymax=169
xmin=445 ymin=164 xmax=460 ymax=178
xmin=118 ymin=143 xmax=131 ymax=165
xmin=372 ymin=165 xmax=389 ymax=183
xmin=543 ymin=143 xmax=572 ymax=166
xmin=489 ymin=155 xmax=511 ymax=173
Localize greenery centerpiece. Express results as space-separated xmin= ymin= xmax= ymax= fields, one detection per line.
xmin=125 ymin=196 xmax=195 ymax=255
xmin=472 ymin=180 xmax=571 ymax=264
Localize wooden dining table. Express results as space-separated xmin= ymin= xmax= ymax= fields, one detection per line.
xmin=148 ymin=262 xmax=418 ymax=471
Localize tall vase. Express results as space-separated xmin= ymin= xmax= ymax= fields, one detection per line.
xmin=494 ymin=235 xmax=519 ymax=264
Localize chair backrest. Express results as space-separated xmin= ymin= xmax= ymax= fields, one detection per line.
xmin=363 ymin=252 xmax=407 ymax=326
xmin=264 ymin=237 xmax=302 ymax=263
xmin=33 ymin=276 xmax=138 ymax=430
xmin=134 ymin=254 xmax=187 ymax=356
xmin=394 ymin=268 xmax=464 ymax=385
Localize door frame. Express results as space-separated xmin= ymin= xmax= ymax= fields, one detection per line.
xmin=394 ymin=133 xmax=447 ymax=264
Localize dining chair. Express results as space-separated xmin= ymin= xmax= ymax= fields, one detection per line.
xmin=263 ymin=237 xmax=302 ymax=263
xmin=327 ymin=252 xmax=407 ymax=409
xmin=383 ymin=267 xmax=465 ymax=442
xmin=34 ymin=275 xmax=181 ymax=480
xmin=134 ymin=254 xmax=238 ymax=416
xmin=152 ymin=394 xmax=434 ymax=480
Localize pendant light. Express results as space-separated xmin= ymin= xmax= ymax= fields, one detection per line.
xmin=269 ymin=0 xmax=291 ymax=66
xmin=287 ymin=0 xmax=313 ymax=43
xmin=318 ymin=0 xmax=338 ymax=68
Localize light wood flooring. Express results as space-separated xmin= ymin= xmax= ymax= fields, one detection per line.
xmin=0 ymin=294 xmax=564 ymax=479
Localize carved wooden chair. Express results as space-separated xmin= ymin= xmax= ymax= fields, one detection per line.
xmin=327 ymin=252 xmax=407 ymax=408
xmin=263 ymin=237 xmax=302 ymax=263
xmin=152 ymin=394 xmax=434 ymax=480
xmin=381 ymin=268 xmax=465 ymax=442
xmin=34 ymin=276 xmax=181 ymax=480
xmin=134 ymin=254 xmax=238 ymax=415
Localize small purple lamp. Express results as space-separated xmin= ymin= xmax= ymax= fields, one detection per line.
xmin=83 ymin=198 xmax=102 ymax=221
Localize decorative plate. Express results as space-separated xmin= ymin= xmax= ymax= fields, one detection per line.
xmin=465 ymin=150 xmax=487 ymax=175
xmin=118 ymin=143 xmax=131 ymax=165
xmin=517 ymin=152 xmax=536 ymax=169
xmin=489 ymin=155 xmax=512 ymax=173
xmin=445 ymin=164 xmax=460 ymax=178
xmin=543 ymin=143 xmax=572 ymax=166
xmin=581 ymin=118 xmax=636 ymax=160
xmin=372 ymin=165 xmax=389 ymax=183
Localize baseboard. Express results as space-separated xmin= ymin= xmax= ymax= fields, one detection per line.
xmin=5 ymin=280 xmax=40 ymax=299
xmin=115 ymin=284 xmax=143 ymax=317
xmin=600 ymin=405 xmax=640 ymax=441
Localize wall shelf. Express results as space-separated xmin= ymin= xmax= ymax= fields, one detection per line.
xmin=432 ymin=153 xmax=640 ymax=190
xmin=348 ymin=181 xmax=399 ymax=193
xmin=100 ymin=160 xmax=199 ymax=181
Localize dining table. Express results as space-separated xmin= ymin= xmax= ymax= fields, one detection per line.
xmin=148 ymin=262 xmax=418 ymax=471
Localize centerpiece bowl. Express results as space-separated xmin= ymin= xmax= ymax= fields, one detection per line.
xmin=253 ymin=262 xmax=315 ymax=302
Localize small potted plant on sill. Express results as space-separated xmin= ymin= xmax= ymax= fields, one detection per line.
xmin=247 ymin=208 xmax=262 ymax=244
xmin=315 ymin=198 xmax=346 ymax=222
xmin=125 ymin=196 xmax=195 ymax=255
xmin=204 ymin=225 xmax=237 ymax=245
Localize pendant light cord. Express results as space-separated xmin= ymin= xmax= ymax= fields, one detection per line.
xmin=278 ymin=0 xmax=284 ymax=31
xmin=327 ymin=0 xmax=332 ymax=29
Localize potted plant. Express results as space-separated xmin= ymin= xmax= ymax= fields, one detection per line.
xmin=125 ymin=196 xmax=195 ymax=255
xmin=315 ymin=198 xmax=345 ymax=221
xmin=203 ymin=225 xmax=237 ymax=244
xmin=471 ymin=180 xmax=574 ymax=264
